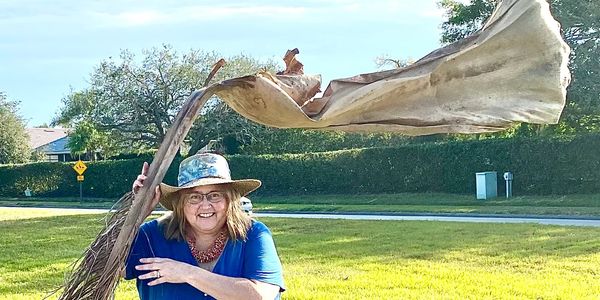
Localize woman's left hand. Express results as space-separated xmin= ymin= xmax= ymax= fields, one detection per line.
xmin=135 ymin=257 xmax=195 ymax=286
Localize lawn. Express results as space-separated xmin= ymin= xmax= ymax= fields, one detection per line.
xmin=2 ymin=193 xmax=600 ymax=216
xmin=1 ymin=207 xmax=599 ymax=299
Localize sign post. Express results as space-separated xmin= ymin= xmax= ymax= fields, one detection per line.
xmin=73 ymin=160 xmax=88 ymax=202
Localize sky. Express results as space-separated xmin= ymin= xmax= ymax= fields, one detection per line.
xmin=0 ymin=0 xmax=467 ymax=127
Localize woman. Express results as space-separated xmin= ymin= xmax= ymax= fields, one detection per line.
xmin=126 ymin=152 xmax=285 ymax=299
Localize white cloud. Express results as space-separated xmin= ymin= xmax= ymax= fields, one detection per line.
xmin=1 ymin=1 xmax=448 ymax=30
xmin=0 ymin=2 xmax=308 ymax=30
xmin=90 ymin=4 xmax=308 ymax=28
xmin=114 ymin=10 xmax=166 ymax=27
xmin=283 ymin=1 xmax=449 ymax=25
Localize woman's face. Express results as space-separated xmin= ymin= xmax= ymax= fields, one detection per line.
xmin=181 ymin=184 xmax=229 ymax=236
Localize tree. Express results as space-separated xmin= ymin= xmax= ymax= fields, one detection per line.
xmin=67 ymin=120 xmax=111 ymax=161
xmin=0 ymin=92 xmax=31 ymax=164
xmin=438 ymin=0 xmax=497 ymax=45
xmin=438 ymin=0 xmax=600 ymax=135
xmin=55 ymin=89 xmax=113 ymax=159
xmin=374 ymin=55 xmax=414 ymax=69
xmin=54 ymin=45 xmax=277 ymax=155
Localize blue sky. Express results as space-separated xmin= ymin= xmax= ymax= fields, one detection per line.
xmin=0 ymin=0 xmax=466 ymax=127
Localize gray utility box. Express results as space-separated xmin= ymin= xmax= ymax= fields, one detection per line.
xmin=476 ymin=171 xmax=497 ymax=200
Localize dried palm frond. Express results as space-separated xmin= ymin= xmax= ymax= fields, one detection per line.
xmin=52 ymin=60 xmax=224 ymax=300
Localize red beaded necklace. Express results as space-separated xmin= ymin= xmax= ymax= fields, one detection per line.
xmin=187 ymin=231 xmax=228 ymax=264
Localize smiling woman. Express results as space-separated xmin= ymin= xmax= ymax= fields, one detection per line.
xmin=127 ymin=152 xmax=285 ymax=300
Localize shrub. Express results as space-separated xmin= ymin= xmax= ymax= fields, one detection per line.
xmin=1 ymin=134 xmax=598 ymax=199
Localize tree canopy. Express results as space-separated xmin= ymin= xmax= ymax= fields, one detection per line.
xmin=54 ymin=45 xmax=278 ymax=155
xmin=438 ymin=0 xmax=600 ymax=134
xmin=0 ymin=92 xmax=31 ymax=164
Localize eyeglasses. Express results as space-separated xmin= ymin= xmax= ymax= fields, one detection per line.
xmin=184 ymin=191 xmax=226 ymax=204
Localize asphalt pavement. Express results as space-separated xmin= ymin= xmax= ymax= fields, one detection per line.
xmin=254 ymin=212 xmax=600 ymax=227
xmin=4 ymin=207 xmax=600 ymax=227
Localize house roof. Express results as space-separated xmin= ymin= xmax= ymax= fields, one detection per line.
xmin=26 ymin=128 xmax=69 ymax=150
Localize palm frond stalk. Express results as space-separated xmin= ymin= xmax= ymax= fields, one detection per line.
xmin=55 ymin=65 xmax=222 ymax=298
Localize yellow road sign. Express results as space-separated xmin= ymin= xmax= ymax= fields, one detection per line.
xmin=73 ymin=160 xmax=87 ymax=175
xmin=77 ymin=175 xmax=84 ymax=181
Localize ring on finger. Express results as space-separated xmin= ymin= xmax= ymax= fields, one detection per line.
xmin=156 ymin=270 xmax=161 ymax=278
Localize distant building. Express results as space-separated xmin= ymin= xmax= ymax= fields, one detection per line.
xmin=26 ymin=128 xmax=75 ymax=162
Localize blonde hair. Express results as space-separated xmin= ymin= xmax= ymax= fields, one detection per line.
xmin=159 ymin=185 xmax=252 ymax=241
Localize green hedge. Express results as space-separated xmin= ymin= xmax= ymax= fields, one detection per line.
xmin=1 ymin=135 xmax=599 ymax=199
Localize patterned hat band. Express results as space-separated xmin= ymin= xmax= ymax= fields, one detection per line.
xmin=180 ymin=176 xmax=230 ymax=188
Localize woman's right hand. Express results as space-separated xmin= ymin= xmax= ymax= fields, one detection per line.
xmin=132 ymin=162 xmax=150 ymax=194
xmin=132 ymin=162 xmax=162 ymax=211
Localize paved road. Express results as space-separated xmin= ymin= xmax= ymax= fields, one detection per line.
xmin=5 ymin=207 xmax=600 ymax=227
xmin=255 ymin=212 xmax=600 ymax=227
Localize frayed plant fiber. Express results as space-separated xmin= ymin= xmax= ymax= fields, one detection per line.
xmin=49 ymin=192 xmax=135 ymax=300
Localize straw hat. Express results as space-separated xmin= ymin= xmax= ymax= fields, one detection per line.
xmin=159 ymin=153 xmax=261 ymax=210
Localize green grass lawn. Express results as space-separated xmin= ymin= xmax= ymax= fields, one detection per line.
xmin=0 ymin=208 xmax=599 ymax=299
xmin=2 ymin=193 xmax=600 ymax=216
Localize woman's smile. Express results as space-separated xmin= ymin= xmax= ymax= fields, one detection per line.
xmin=197 ymin=212 xmax=215 ymax=218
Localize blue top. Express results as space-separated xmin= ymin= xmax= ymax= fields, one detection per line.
xmin=125 ymin=219 xmax=285 ymax=300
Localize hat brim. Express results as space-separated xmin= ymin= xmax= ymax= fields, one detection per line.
xmin=158 ymin=178 xmax=261 ymax=211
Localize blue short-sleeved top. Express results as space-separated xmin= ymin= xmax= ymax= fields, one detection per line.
xmin=125 ymin=219 xmax=285 ymax=300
